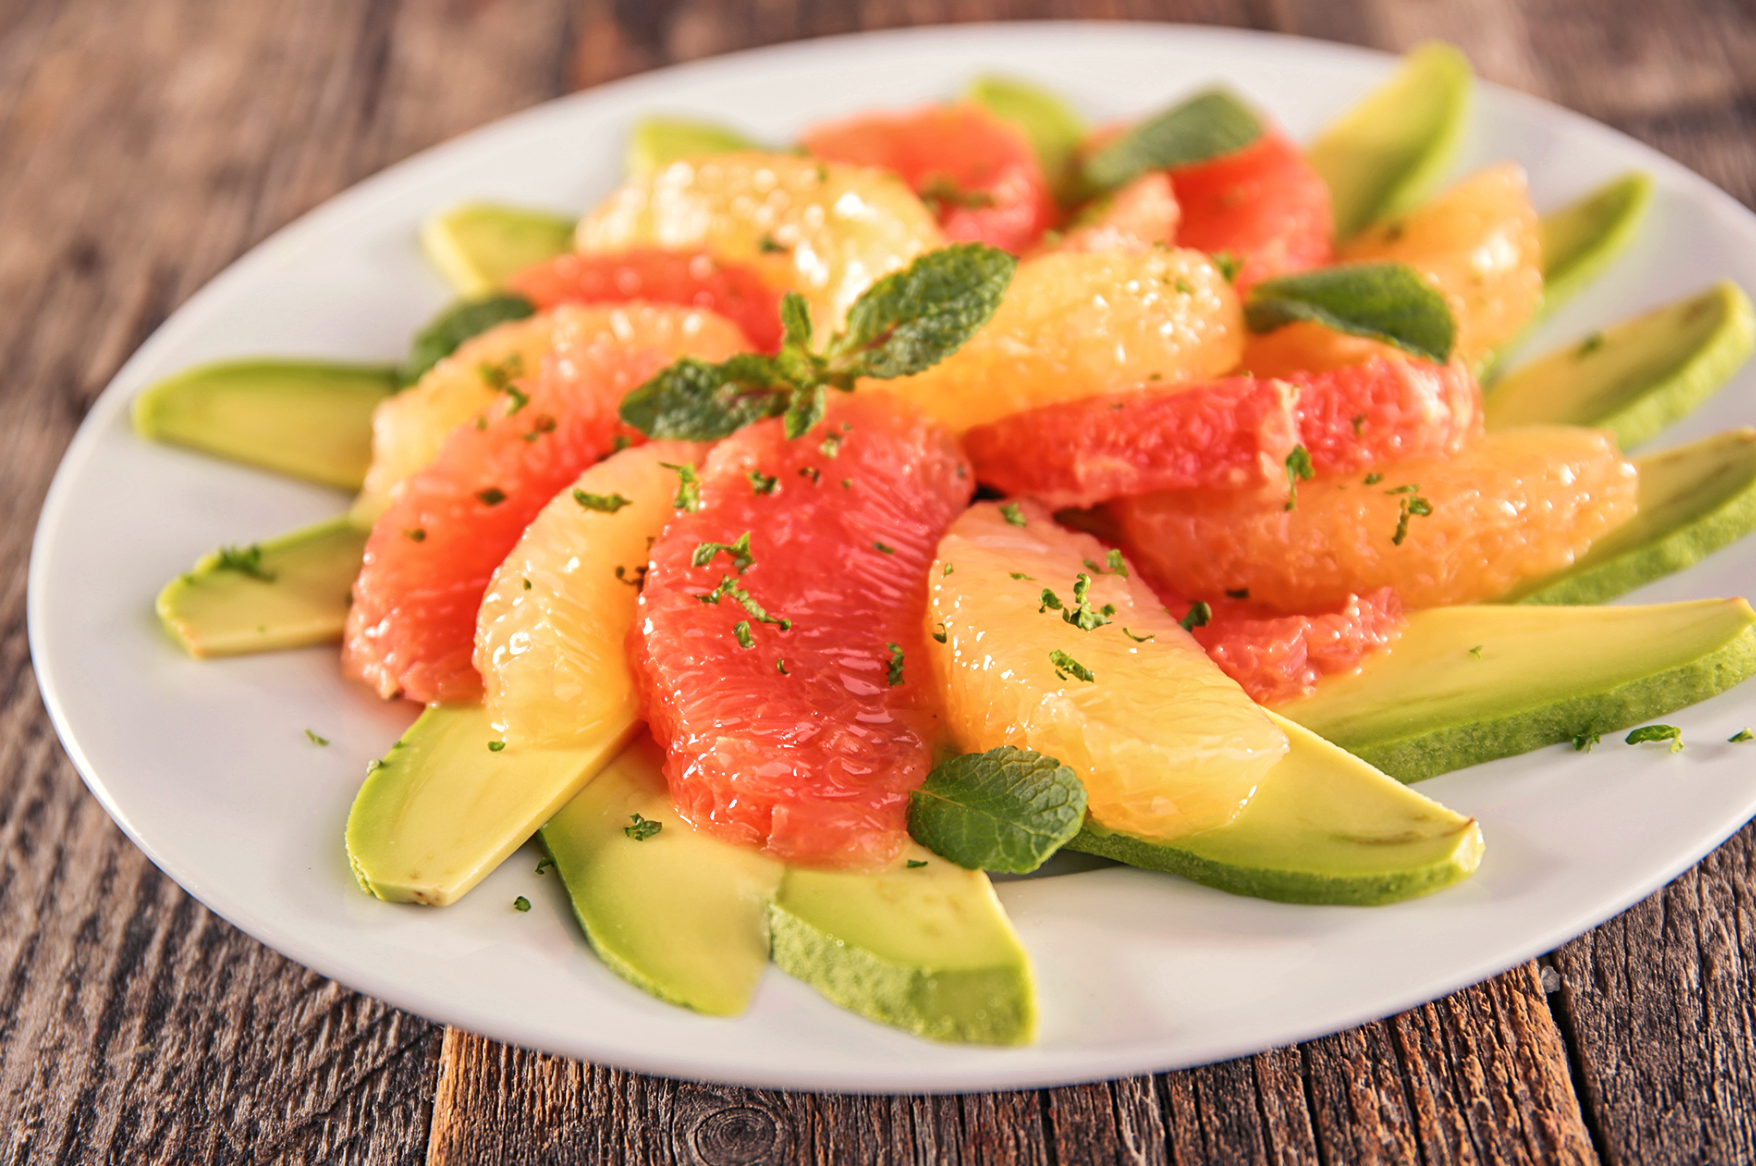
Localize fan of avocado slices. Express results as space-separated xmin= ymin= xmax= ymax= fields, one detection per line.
xmin=132 ymin=48 xmax=1756 ymax=1045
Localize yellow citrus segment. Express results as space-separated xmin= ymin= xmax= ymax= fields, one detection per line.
xmin=1338 ymin=164 xmax=1543 ymax=366
xmin=1113 ymin=426 xmax=1639 ymax=612
xmin=882 ymin=248 xmax=1245 ymax=432
xmin=1044 ymin=172 xmax=1180 ymax=255
xmin=575 ymin=152 xmax=945 ymax=330
xmin=475 ymin=440 xmax=702 ymax=748
xmin=927 ymin=501 xmax=1288 ymax=841
xmin=351 ymin=303 xmax=747 ymax=524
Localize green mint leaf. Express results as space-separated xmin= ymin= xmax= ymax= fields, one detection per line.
xmin=783 ymin=383 xmax=826 ymax=439
xmin=1049 ymin=648 xmax=1095 ymax=682
xmin=1245 ymin=263 xmax=1455 ymax=364
xmin=400 ymin=292 xmax=535 ymax=385
xmin=213 ymin=544 xmax=275 ymax=582
xmin=1626 ymin=724 xmax=1684 ymax=752
xmin=692 ymin=531 xmax=755 ymax=573
xmin=573 ymin=489 xmax=633 ymax=514
xmin=780 ymin=291 xmax=813 ymax=349
xmin=620 ymin=354 xmax=789 ymax=441
xmin=1180 ymin=602 xmax=1213 ymax=631
xmin=906 ymin=746 xmax=1088 ymax=873
xmin=1081 ymin=88 xmax=1262 ymax=192
xmin=624 ymin=813 xmax=663 ymax=841
xmin=747 ymin=470 xmax=779 ymax=495
xmin=826 ymin=243 xmax=1016 ymax=382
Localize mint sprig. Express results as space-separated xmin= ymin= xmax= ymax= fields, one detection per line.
xmin=906 ymin=746 xmax=1088 ymax=873
xmin=1081 ymin=88 xmax=1262 ymax=192
xmin=1245 ymin=263 xmax=1456 ymax=364
xmin=619 ymin=244 xmax=1016 ymax=441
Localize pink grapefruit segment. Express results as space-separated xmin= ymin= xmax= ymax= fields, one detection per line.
xmin=633 ymin=394 xmax=974 ymax=870
xmin=1289 ymin=355 xmax=1481 ymax=476
xmin=1170 ymin=129 xmax=1333 ymax=293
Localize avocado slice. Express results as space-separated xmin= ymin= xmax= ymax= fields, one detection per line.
xmin=1505 ymin=429 xmax=1756 ymax=605
xmin=626 ymin=116 xmax=762 ymax=178
xmin=1307 ymin=41 xmax=1473 ymax=239
xmin=769 ymin=851 xmax=1036 ymax=1045
xmin=539 ymin=735 xmax=783 ymax=1016
xmin=1483 ymin=281 xmax=1756 ymax=448
xmin=1068 ymin=713 xmax=1482 ymax=905
xmin=965 ymin=75 xmax=1088 ymax=204
xmin=1277 ymin=599 xmax=1756 ymax=782
xmin=133 ymin=360 xmax=398 ymax=489
xmin=155 ymin=516 xmax=366 ymax=657
xmin=419 ymin=202 xmax=576 ymax=297
xmin=1538 ymin=172 xmax=1653 ymax=315
xmin=346 ymin=702 xmax=635 ymax=905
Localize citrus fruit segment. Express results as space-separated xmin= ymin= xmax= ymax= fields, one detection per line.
xmin=476 ymin=440 xmax=703 ymax=748
xmin=1170 ymin=129 xmax=1333 ymax=292
xmin=926 ymin=501 xmax=1288 ymax=841
xmin=963 ymin=377 xmax=1298 ymax=508
xmin=504 ymin=249 xmax=785 ymax=352
xmin=800 ymin=103 xmax=1057 ymax=254
xmin=575 ymin=152 xmax=945 ymax=331
xmin=1185 ymin=588 xmax=1406 ymax=705
xmin=965 ymin=74 xmax=1087 ymax=205
xmin=1112 ymin=426 xmax=1639 ymax=612
xmin=881 ymin=248 xmax=1245 ymax=431
xmin=1292 ymin=354 xmax=1482 ymax=474
xmin=1046 ymin=173 xmax=1179 ymax=254
xmin=344 ymin=307 xmax=746 ymax=704
xmin=1338 ymin=164 xmax=1543 ymax=366
xmin=352 ymin=304 xmax=748 ymax=525
xmin=633 ymin=395 xmax=974 ymax=870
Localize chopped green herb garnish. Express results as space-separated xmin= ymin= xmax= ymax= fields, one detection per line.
xmin=906 ymin=746 xmax=1088 ymax=873
xmin=1391 ymin=490 xmax=1433 ymax=546
xmin=907 ymin=859 xmax=929 ymax=869
xmin=624 ymin=813 xmax=663 ymax=841
xmin=758 ymin=233 xmax=787 ymax=253
xmin=1212 ymin=251 xmax=1244 ymax=283
xmin=1578 ymin=331 xmax=1605 ymax=357
xmin=404 ymin=528 xmax=426 ymax=542
xmin=612 ymin=434 xmax=632 ymax=451
xmin=698 ymin=575 xmax=791 ymax=630
xmin=1000 ymin=502 xmax=1026 ymax=527
xmin=874 ymin=541 xmax=895 ymax=555
xmin=1049 ymin=648 xmax=1095 ymax=683
xmin=1057 ymin=573 xmax=1116 ymax=631
xmin=1010 ymin=572 xmax=1035 ymax=581
xmin=942 ymin=562 xmax=955 ymax=576
xmin=1121 ymin=627 xmax=1154 ymax=642
xmin=887 ymin=642 xmax=905 ymax=686
xmin=573 ymin=489 xmax=633 ymax=513
xmin=820 ymin=433 xmax=843 ymax=458
xmin=213 ymin=544 xmax=275 ymax=582
xmin=776 ymin=658 xmax=789 ymax=674
xmin=523 ymin=578 xmax=532 ymax=590
xmin=478 ymin=351 xmax=527 ymax=399
xmin=1732 ymin=729 xmax=1754 ymax=743
xmin=748 ymin=470 xmax=779 ymax=495
xmin=476 ymin=487 xmax=507 ymax=506
xmin=305 ymin=729 xmax=329 ymax=746
xmin=1174 ymin=277 xmax=1194 ymax=294
xmin=1626 ymin=724 xmax=1684 ymax=752
xmin=399 ymin=293 xmax=534 ymax=385
xmin=488 ymin=740 xmax=505 ymax=752
xmin=1180 ymin=602 xmax=1212 ymax=631
xmin=734 ymin=620 xmax=755 ymax=649
xmin=1106 ymin=548 xmax=1128 ymax=576
xmin=800 ymin=466 xmax=821 ymax=484
xmin=1573 ymin=730 xmax=1600 ymax=752
xmin=521 ymin=413 xmax=556 ymax=442
xmin=660 ymin=462 xmax=701 ymax=511
xmin=1364 ymin=472 xmax=1383 ymax=485
xmin=692 ymin=531 xmax=755 ymax=574
xmin=1225 ymin=588 xmax=1250 ymax=599
xmin=1351 ymin=415 xmax=1366 ymax=435
xmin=1469 ymin=645 xmax=1484 ymax=659
xmin=614 ymin=564 xmax=648 ymax=588
xmin=1283 ymin=445 xmax=1314 ymax=510
xmin=841 ymin=478 xmax=852 ymax=489
xmin=919 ymin=175 xmax=998 ymax=214
xmin=535 ymin=857 xmax=554 ymax=875
xmin=513 ymin=896 xmax=531 ymax=912
xmin=932 ymin=623 xmax=948 ymax=644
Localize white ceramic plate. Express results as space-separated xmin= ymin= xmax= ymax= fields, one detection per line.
xmin=29 ymin=22 xmax=1756 ymax=1094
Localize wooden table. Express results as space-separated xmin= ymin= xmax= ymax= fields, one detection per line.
xmin=3 ymin=2 xmax=1754 ymax=1162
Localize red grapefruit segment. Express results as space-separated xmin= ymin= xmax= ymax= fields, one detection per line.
xmin=1170 ymin=129 xmax=1333 ymax=293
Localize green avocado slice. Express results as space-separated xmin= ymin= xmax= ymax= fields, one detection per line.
xmin=1276 ymin=599 xmax=1756 ymax=783
xmin=419 ymin=202 xmax=576 ymax=297
xmin=965 ymin=75 xmax=1088 ymax=204
xmin=155 ymin=516 xmax=366 ymax=657
xmin=1068 ymin=713 xmax=1483 ymax=905
xmin=346 ymin=702 xmax=635 ymax=905
xmin=1483 ymin=281 xmax=1756 ymax=448
xmin=627 ymin=116 xmax=762 ymax=178
xmin=132 ymin=360 xmax=398 ymax=489
xmin=1506 ymin=429 xmax=1756 ymax=605
xmin=1307 ymin=41 xmax=1473 ymax=239
xmin=769 ymin=850 xmax=1037 ymax=1045
xmin=1538 ymin=172 xmax=1654 ymax=315
xmin=539 ymin=735 xmax=783 ymax=1017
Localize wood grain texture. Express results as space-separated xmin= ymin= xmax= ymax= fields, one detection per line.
xmin=2 ymin=0 xmax=1755 ymax=1163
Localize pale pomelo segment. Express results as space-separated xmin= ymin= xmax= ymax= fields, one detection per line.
xmin=633 ymin=395 xmax=974 ymax=870
xmin=800 ymin=103 xmax=1057 ymax=254
xmin=476 ymin=441 xmax=703 ymax=748
xmin=1112 ymin=426 xmax=1639 ymax=613
xmin=353 ymin=314 xmax=555 ymax=524
xmin=1291 ymin=355 xmax=1482 ymax=475
xmin=881 ymin=248 xmax=1244 ymax=432
xmin=1237 ymin=319 xmax=1403 ymax=379
xmin=964 ymin=377 xmax=1298 ymax=509
xmin=927 ymin=501 xmax=1287 ymax=842
xmin=1169 ymin=129 xmax=1333 ymax=294
xmin=1188 ymin=588 xmax=1406 ymax=705
xmin=1044 ymin=172 xmax=1179 ymax=254
xmin=1338 ymin=164 xmax=1543 ymax=367
xmin=576 ymin=152 xmax=945 ymax=331
xmin=344 ymin=309 xmax=746 ymax=704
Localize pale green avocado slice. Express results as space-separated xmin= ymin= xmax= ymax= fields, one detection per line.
xmin=419 ymin=202 xmax=576 ymax=297
xmin=1068 ymin=713 xmax=1482 ymax=906
xmin=155 ymin=516 xmax=366 ymax=657
xmin=347 ymin=702 xmax=635 ymax=905
xmin=965 ymin=75 xmax=1088 ymax=204
xmin=769 ymin=848 xmax=1036 ymax=1046
xmin=626 ymin=116 xmax=762 ymax=179
xmin=1307 ymin=41 xmax=1473 ymax=239
xmin=1506 ymin=429 xmax=1756 ymax=605
xmin=1277 ymin=599 xmax=1756 ymax=783
xmin=132 ymin=360 xmax=397 ymax=489
xmin=1538 ymin=172 xmax=1653 ymax=315
xmin=1483 ymin=281 xmax=1755 ymax=448
xmin=539 ymin=735 xmax=783 ymax=1017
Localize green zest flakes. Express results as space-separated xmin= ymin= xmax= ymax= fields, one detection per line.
xmin=214 ymin=544 xmax=275 ymax=582
xmin=905 ymin=746 xmax=1088 ymax=873
xmin=573 ymin=489 xmax=633 ymax=513
xmin=625 ymin=813 xmax=663 ymax=841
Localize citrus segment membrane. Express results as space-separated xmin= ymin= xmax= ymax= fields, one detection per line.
xmin=1184 ymin=588 xmax=1405 ymax=705
xmin=927 ymin=501 xmax=1287 ymax=841
xmin=633 ymin=394 xmax=974 ymax=869
xmin=344 ymin=306 xmax=748 ymax=704
xmin=1291 ymin=355 xmax=1481 ymax=475
xmin=1169 ymin=128 xmax=1333 ymax=293
xmin=1112 ymin=426 xmax=1639 ymax=613
xmin=476 ymin=441 xmax=703 ymax=748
